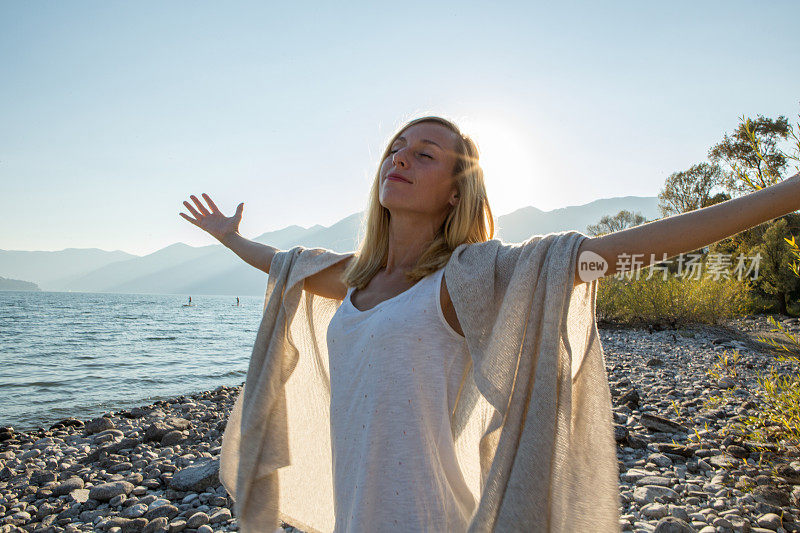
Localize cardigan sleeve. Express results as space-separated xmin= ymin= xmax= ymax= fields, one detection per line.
xmin=442 ymin=231 xmax=619 ymax=532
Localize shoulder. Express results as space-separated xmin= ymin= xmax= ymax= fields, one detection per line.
xmin=297 ymin=249 xmax=354 ymax=300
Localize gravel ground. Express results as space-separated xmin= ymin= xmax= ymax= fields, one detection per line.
xmin=1 ymin=314 xmax=799 ymax=533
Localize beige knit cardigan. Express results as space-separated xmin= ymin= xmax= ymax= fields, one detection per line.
xmin=219 ymin=230 xmax=621 ymax=532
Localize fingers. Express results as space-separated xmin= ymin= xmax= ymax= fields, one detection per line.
xmin=234 ymin=202 xmax=243 ymax=218
xmin=179 ymin=211 xmax=200 ymax=227
xmin=190 ymin=194 xmax=211 ymax=216
xmin=183 ymin=200 xmax=202 ymax=219
xmin=202 ymin=193 xmax=221 ymax=214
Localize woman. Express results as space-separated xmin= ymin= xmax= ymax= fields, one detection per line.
xmin=181 ymin=116 xmax=800 ymax=532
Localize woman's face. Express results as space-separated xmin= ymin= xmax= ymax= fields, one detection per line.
xmin=378 ymin=121 xmax=460 ymax=219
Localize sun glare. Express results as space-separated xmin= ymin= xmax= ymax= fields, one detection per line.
xmin=460 ymin=116 xmax=538 ymax=218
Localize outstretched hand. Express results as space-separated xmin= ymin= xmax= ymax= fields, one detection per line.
xmin=179 ymin=193 xmax=243 ymax=242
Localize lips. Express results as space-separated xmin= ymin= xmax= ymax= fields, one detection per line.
xmin=387 ymin=173 xmax=411 ymax=183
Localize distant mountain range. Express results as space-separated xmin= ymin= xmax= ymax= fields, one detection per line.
xmin=0 ymin=196 xmax=659 ymax=296
xmin=0 ymin=277 xmax=40 ymax=291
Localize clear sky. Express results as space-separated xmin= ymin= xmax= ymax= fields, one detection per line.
xmin=1 ymin=1 xmax=798 ymax=256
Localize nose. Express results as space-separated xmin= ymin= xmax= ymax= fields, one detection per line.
xmin=392 ymin=149 xmax=407 ymax=167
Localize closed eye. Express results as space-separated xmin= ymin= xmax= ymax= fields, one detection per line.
xmin=387 ymin=149 xmax=434 ymax=160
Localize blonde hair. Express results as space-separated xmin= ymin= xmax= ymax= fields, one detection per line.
xmin=343 ymin=116 xmax=495 ymax=289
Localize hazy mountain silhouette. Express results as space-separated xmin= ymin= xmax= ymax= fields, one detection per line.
xmin=0 ymin=276 xmax=40 ymax=291
xmin=494 ymin=196 xmax=660 ymax=242
xmin=0 ymin=248 xmax=135 ymax=286
xmin=1 ymin=196 xmax=659 ymax=295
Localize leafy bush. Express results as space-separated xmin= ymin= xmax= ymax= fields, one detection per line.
xmin=596 ymin=267 xmax=755 ymax=327
xmin=732 ymin=369 xmax=800 ymax=448
xmin=733 ymin=238 xmax=800 ymax=449
xmin=715 ymin=111 xmax=800 ymax=451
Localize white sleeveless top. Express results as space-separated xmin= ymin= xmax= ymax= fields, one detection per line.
xmin=326 ymin=267 xmax=476 ymax=532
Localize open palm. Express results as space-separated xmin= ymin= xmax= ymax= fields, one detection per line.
xmin=179 ymin=193 xmax=243 ymax=241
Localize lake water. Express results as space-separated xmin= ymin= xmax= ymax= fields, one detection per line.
xmin=0 ymin=291 xmax=267 ymax=433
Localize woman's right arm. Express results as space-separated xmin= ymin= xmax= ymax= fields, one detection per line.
xmin=179 ymin=193 xmax=277 ymax=274
xmin=180 ymin=193 xmax=350 ymax=296
xmin=218 ymin=231 xmax=277 ymax=274
xmin=219 ymin=229 xmax=351 ymax=297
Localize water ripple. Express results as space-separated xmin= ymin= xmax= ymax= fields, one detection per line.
xmin=0 ymin=291 xmax=261 ymax=431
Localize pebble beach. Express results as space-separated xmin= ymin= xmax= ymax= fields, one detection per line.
xmin=1 ymin=314 xmax=800 ymax=533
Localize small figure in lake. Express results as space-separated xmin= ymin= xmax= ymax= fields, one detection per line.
xmin=236 ymin=297 xmax=240 ymax=306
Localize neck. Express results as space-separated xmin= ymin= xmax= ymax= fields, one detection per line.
xmin=384 ymin=210 xmax=446 ymax=276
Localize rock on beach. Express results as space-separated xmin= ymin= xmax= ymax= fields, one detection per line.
xmin=1 ymin=314 xmax=799 ymax=532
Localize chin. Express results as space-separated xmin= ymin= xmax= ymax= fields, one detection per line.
xmin=378 ymin=193 xmax=402 ymax=211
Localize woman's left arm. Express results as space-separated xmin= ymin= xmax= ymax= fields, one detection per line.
xmin=574 ymin=172 xmax=800 ymax=287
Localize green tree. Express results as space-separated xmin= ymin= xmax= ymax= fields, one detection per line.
xmin=708 ymin=114 xmax=792 ymax=196
xmin=658 ymin=162 xmax=727 ymax=217
xmin=586 ymin=210 xmax=647 ymax=237
xmin=753 ymin=219 xmax=799 ymax=315
xmin=721 ymin=110 xmax=800 ymax=451
xmin=707 ymin=114 xmax=797 ymax=261
xmin=703 ymin=192 xmax=732 ymax=208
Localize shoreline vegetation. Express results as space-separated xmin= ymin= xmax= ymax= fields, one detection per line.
xmin=1 ymin=314 xmax=800 ymax=532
